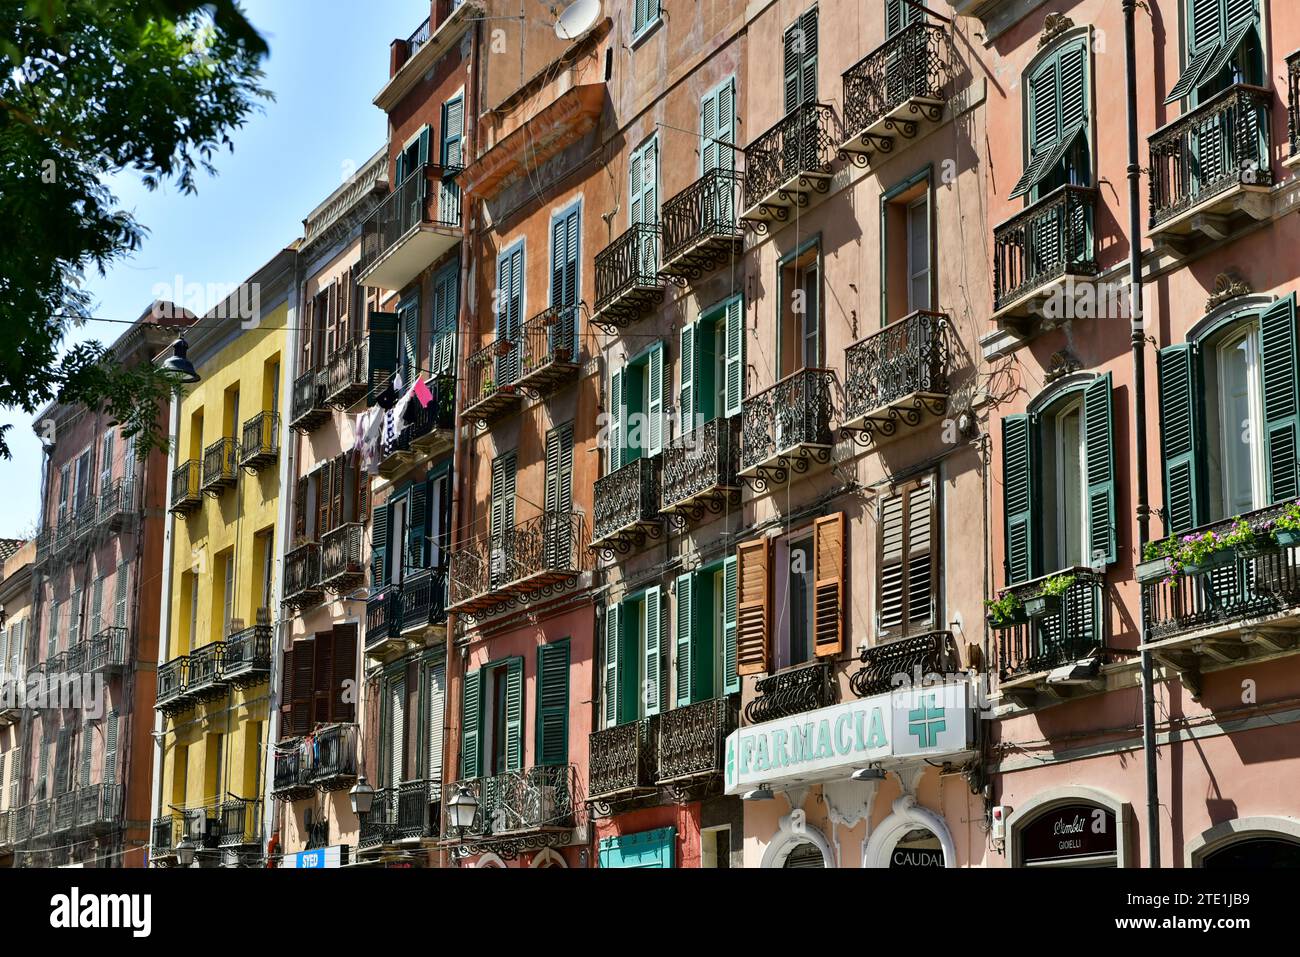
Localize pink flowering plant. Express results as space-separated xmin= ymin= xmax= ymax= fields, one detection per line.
xmin=1142 ymin=518 xmax=1256 ymax=578
xmin=1269 ymin=499 xmax=1300 ymax=540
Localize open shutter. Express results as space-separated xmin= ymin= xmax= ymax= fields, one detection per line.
xmin=647 ymin=343 xmax=664 ymax=456
xmin=906 ymin=483 xmax=937 ymax=630
xmin=504 ymin=657 xmax=524 ymax=772
xmin=679 ymin=323 xmax=696 ymax=429
xmin=644 ymin=586 xmax=662 ymax=717
xmin=674 ymin=573 xmax=693 ymax=707
xmin=736 ymin=537 xmax=771 ymax=675
xmin=90 ymin=580 xmax=103 ymax=637
xmin=367 ymin=311 xmax=400 ymax=404
xmin=1084 ymin=373 xmax=1117 ymax=565
xmin=291 ymin=638 xmax=315 ymax=735
xmin=723 ymin=555 xmax=739 ymax=694
xmin=399 ymin=297 xmax=419 ymax=385
xmin=1261 ymin=294 xmax=1300 ymax=504
xmin=79 ymin=723 xmax=93 ymax=788
xmin=886 ymin=0 xmax=918 ymax=37
xmin=1002 ymin=413 xmax=1036 ymax=584
xmin=1157 ymin=343 xmax=1203 ymax=535
xmin=603 ymin=602 xmax=620 ymax=727
xmin=293 ymin=476 xmax=308 ymax=541
xmin=1058 ymin=41 xmax=1087 ymax=136
xmin=103 ymin=713 xmax=119 ymax=783
xmin=317 ymin=460 xmax=334 ymax=537
xmin=425 ymin=662 xmax=445 ymax=782
xmin=878 ymin=491 xmax=906 ymax=635
xmin=407 ymin=482 xmax=428 ymax=571
xmin=53 ymin=729 xmax=70 ymax=795
xmin=724 ymin=296 xmax=743 ymax=418
xmin=371 ymin=499 xmax=390 ymax=587
xmin=430 ymin=264 xmax=458 ymax=378
xmin=461 ymin=669 xmax=482 ymax=779
xmin=389 ymin=675 xmax=406 ymax=787
xmin=609 ymin=368 xmax=624 ymax=471
xmin=279 ymin=648 xmax=295 ymax=742
xmin=536 ymin=641 xmax=570 ymax=766
xmin=331 ymin=453 xmax=346 ymax=532
xmin=813 ymin=512 xmax=845 ymax=657
xmin=783 ymin=9 xmax=817 ymax=113
xmin=331 ymin=624 xmax=357 ymax=723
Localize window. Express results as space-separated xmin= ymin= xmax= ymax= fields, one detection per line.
xmin=602 ymin=588 xmax=663 ymax=727
xmin=882 ymin=170 xmax=932 ymax=322
xmin=1009 ymin=36 xmax=1090 ymax=201
xmin=188 ymin=573 xmax=199 ymax=651
xmin=394 ymin=125 xmax=430 ymax=184
xmin=701 ymin=76 xmax=736 ymax=179
xmin=778 ymin=241 xmax=822 ymax=378
xmin=440 ymin=95 xmax=463 ymax=214
xmin=1157 ymin=295 xmax=1298 ymax=534
xmin=1002 ymin=374 xmax=1115 ymax=583
xmin=430 ymin=259 xmax=458 ymax=378
xmin=386 ymin=671 xmax=406 ymax=790
xmin=495 ymin=240 xmax=524 ymax=385
xmin=47 ymin=599 xmax=59 ymax=657
xmin=70 ymin=586 xmax=84 ymax=646
xmin=1166 ymin=0 xmax=1262 ymax=105
xmin=674 ymin=558 xmax=739 ymax=706
xmin=631 ymin=0 xmax=661 ymax=41
xmin=783 ymin=7 xmax=819 ymax=114
xmin=680 ymin=295 xmax=743 ymax=431
xmin=735 ymin=514 xmax=845 ymax=676
xmin=877 ymin=477 xmax=937 ymax=640
xmin=610 ymin=343 xmax=664 ymax=468
xmin=103 ymin=712 xmax=119 ymax=784
xmin=421 ymin=658 xmax=446 ymax=782
xmin=397 ymin=291 xmax=419 ymax=388
xmin=536 ymin=641 xmax=570 ymax=766
xmin=256 ymin=531 xmax=274 ymax=615
xmin=224 ymin=385 xmax=240 ymax=442
xmin=885 ymin=0 xmax=921 ymax=37
xmin=630 ymin=135 xmax=659 ymax=276
xmin=99 ymin=427 xmax=115 ymax=490
xmin=57 ymin=463 xmax=70 ymax=524
xmin=550 ymin=203 xmax=580 ymax=356
xmin=281 ymin=625 xmax=358 ymax=737
xmin=72 ymin=448 xmax=93 ymax=513
xmin=489 ymin=453 xmax=517 ymax=586
xmin=373 ymin=470 xmax=444 ymax=588
xmin=461 ymin=657 xmax=523 ymax=778
xmin=220 ymin=549 xmax=235 ymax=637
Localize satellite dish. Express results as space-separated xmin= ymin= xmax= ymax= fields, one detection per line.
xmin=555 ymin=0 xmax=601 ymax=40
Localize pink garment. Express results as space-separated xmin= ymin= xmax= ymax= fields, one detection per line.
xmin=413 ymin=377 xmax=434 ymax=409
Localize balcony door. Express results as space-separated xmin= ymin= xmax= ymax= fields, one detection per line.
xmin=1204 ymin=323 xmax=1266 ymax=522
xmin=611 ymin=343 xmax=664 ymax=468
xmin=395 ymin=126 xmax=430 ymax=229
xmin=700 ymin=76 xmax=736 ymax=226
xmin=439 ymin=95 xmax=463 ymax=218
xmin=489 ymin=453 xmax=517 ymax=587
xmin=629 ymin=135 xmax=659 ymax=277
xmin=495 ymin=241 xmax=524 ymax=386
xmin=543 ymin=423 xmax=574 ymax=568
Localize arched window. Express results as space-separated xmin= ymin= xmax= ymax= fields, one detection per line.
xmin=1009 ymin=32 xmax=1092 ymax=201
xmin=1188 ymin=816 xmax=1300 ymax=867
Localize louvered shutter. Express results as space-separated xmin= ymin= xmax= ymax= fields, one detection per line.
xmin=1058 ymin=42 xmax=1087 ymax=135
xmin=495 ymin=246 xmax=523 ymax=384
xmin=736 ymin=537 xmax=771 ymax=675
xmin=331 ymin=624 xmax=357 ymax=723
xmin=603 ymin=602 xmax=620 ymax=727
xmin=461 ymin=669 xmax=482 ymax=778
xmin=399 ymin=298 xmax=419 ymax=386
xmin=905 ymin=483 xmax=936 ymax=630
xmin=114 ymin=564 xmax=128 ymax=629
xmin=37 ymin=740 xmax=48 ymax=800
xmin=647 ymin=342 xmax=664 ymax=456
xmin=1084 ymin=373 xmax=1117 ymax=565
xmin=389 ymin=674 xmax=406 ymax=787
xmin=337 ymin=267 xmax=352 ymax=344
xmin=680 ymin=323 xmax=696 ymax=428
xmin=53 ymin=729 xmax=70 ymax=795
xmin=367 ymin=311 xmax=400 ymax=405
xmin=331 ymin=453 xmax=346 ymax=533
xmin=99 ymin=429 xmax=114 ymax=490
xmin=431 ymin=264 xmax=458 ymax=378
xmin=878 ymin=491 xmax=906 ymax=634
xmin=813 ymin=513 xmax=845 ymax=657
xmin=279 ymin=648 xmax=295 ymax=741
xmin=490 ymin=454 xmax=517 ymax=584
xmin=536 ymin=642 xmax=569 ymax=766
xmin=407 ymin=482 xmax=428 ymax=571
xmin=886 ymin=0 xmax=918 ymax=37
xmin=644 ymin=586 xmax=663 ymax=717
xmin=0 ymin=627 xmax=7 ymax=678
xmin=440 ymin=97 xmax=463 ymax=218
xmin=724 ymin=296 xmax=744 ymax=418
xmin=371 ymin=499 xmax=390 ymax=587
xmin=425 ymin=662 xmax=445 ymax=781
xmin=544 ymin=425 xmax=574 ymax=567
xmin=79 ymin=723 xmax=93 ymax=787
xmin=879 ymin=482 xmax=937 ymax=638
xmin=9 ymin=748 xmax=19 ymax=807
xmin=783 ymin=9 xmax=818 ymax=113
xmin=1261 ymin=294 xmax=1300 ymax=504
xmin=103 ymin=713 xmax=119 ymax=784
xmin=609 ymin=368 xmax=624 ymax=471
xmin=1158 ymin=343 xmax=1204 ymax=535
xmin=675 ymin=573 xmax=693 ymax=707
xmin=290 ymin=638 xmax=315 ymax=736
xmin=1002 ymin=413 xmax=1036 ymax=584
xmin=294 ymin=476 xmax=308 ymax=541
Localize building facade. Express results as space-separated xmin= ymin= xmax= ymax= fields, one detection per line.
xmin=0 ymin=539 xmax=34 ymax=868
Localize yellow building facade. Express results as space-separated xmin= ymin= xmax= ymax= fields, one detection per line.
xmin=151 ymin=247 xmax=297 ymax=866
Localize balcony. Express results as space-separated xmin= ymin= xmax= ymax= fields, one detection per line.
xmin=745 ymin=660 xmax=836 ymax=723
xmin=75 ymin=497 xmax=98 ymax=539
xmin=222 ymin=621 xmax=271 ymax=687
xmin=9 ymin=806 xmax=31 ymax=845
xmin=657 ymin=697 xmax=738 ymax=788
xmin=358 ymin=162 xmax=463 ymax=291
xmin=272 ymin=741 xmax=313 ymax=801
xmin=660 ymin=416 xmax=741 ymax=526
xmin=290 ymin=367 xmax=329 ymax=433
xmin=992 ymin=567 xmax=1106 ymax=704
xmin=590 ymin=222 xmax=664 ymax=331
xmin=326 ymin=337 xmax=369 ymax=408
xmin=0 ymin=809 xmax=10 ymax=851
xmin=463 ymin=337 xmax=524 ymax=424
xmin=841 ymin=310 xmax=951 ymax=445
xmin=448 ymin=511 xmax=587 ymax=615
xmin=200 ymin=437 xmax=238 ymax=495
xmin=321 ymin=523 xmax=366 ymax=593
xmin=992 ymin=184 xmax=1098 ymax=326
xmin=151 ymin=813 xmax=182 ymax=862
xmin=96 ymin=478 xmax=137 ymax=532
xmin=239 ymin=411 xmax=279 ymax=472
xmin=591 ymin=455 xmax=664 ymax=557
xmin=377 ymin=377 xmax=455 ymax=478
xmin=659 ymin=168 xmax=745 ymax=284
xmin=89 ymin=626 xmax=128 ymax=675
xmin=365 ymin=584 xmax=405 ymax=659
xmin=838 ymin=18 xmax=949 ymax=167
xmin=169 ymin=460 xmax=201 ymax=515
xmin=34 ymin=527 xmax=52 ymax=567
xmin=30 ymin=801 xmax=51 ymax=841
xmin=155 ymin=656 xmax=188 ymax=714
xmin=739 ymin=367 xmax=835 ymax=489
xmin=850 ymin=630 xmax=963 ymax=698
xmin=445 ymin=766 xmax=576 ymax=848
xmin=309 ymin=723 xmax=359 ymax=792
xmin=65 ymin=642 xmax=86 ymax=675
xmin=217 ymin=796 xmax=261 ymax=848
xmin=186 ymin=641 xmax=227 ymax=701
xmin=1149 ymin=84 xmax=1272 ymax=247
xmin=53 ymin=520 xmax=76 ymax=563
xmin=399 ymin=563 xmax=448 ymax=637
xmin=1289 ymin=52 xmax=1300 ymax=158
xmin=517 ymin=304 xmax=580 ymax=395
xmin=588 ymin=718 xmax=658 ymax=804
xmin=359 ymin=780 xmax=440 ymax=849
xmin=75 ymin=783 xmax=122 ymax=834
xmin=740 ymin=103 xmax=837 ymax=230
xmin=283 ymin=542 xmax=324 ymax=610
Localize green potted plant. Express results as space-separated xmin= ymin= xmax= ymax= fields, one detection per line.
xmin=1136 ymin=539 xmax=1175 ymax=584
xmin=1271 ymin=500 xmax=1300 ymax=548
xmin=480 ymin=375 xmax=494 ymax=398
xmin=985 ymin=590 xmax=1022 ymax=628
xmin=1178 ymin=519 xmax=1253 ymax=574
xmin=1024 ymin=573 xmax=1075 ymax=619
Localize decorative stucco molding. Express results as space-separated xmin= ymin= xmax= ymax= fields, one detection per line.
xmin=1186 ymin=816 xmax=1300 ymax=867
xmin=861 ymin=794 xmax=957 ymax=868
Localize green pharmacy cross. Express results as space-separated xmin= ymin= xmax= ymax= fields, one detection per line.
xmin=908 ymin=695 xmax=947 ymax=748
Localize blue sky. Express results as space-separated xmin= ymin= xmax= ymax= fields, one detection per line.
xmin=0 ymin=0 xmax=430 ymax=538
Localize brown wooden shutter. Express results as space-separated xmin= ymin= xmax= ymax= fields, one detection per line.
xmin=331 ymin=623 xmax=357 ymax=723
xmin=813 ymin=512 xmax=845 ymax=658
xmin=331 ymin=453 xmax=346 ymax=531
xmin=293 ymin=477 xmax=308 ymax=541
xmin=280 ymin=647 xmax=295 ymax=738
xmin=736 ymin=537 xmax=771 ymax=675
xmin=337 ymin=268 xmax=352 ymax=343
xmin=355 ymin=457 xmax=369 ymax=524
xmin=290 ymin=638 xmax=315 ymax=735
xmin=301 ymin=297 xmax=314 ymax=372
xmin=312 ymin=632 xmax=335 ymax=726
xmin=877 ymin=479 xmax=936 ymax=640
xmin=316 ymin=461 xmax=333 ymax=538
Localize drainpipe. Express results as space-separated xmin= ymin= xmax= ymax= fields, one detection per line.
xmin=149 ymin=391 xmax=182 ymax=859
xmin=1123 ymin=0 xmax=1160 ymax=869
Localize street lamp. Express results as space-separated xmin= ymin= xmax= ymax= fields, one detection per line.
xmin=160 ymin=334 xmax=201 ymax=384
xmin=175 ymin=843 xmax=195 ymax=867
xmin=850 ymin=766 xmax=886 ymax=782
xmin=349 ymin=775 xmax=376 ymax=817
xmin=742 ymin=786 xmax=775 ymax=801
xmin=446 ymin=784 xmax=479 ymax=837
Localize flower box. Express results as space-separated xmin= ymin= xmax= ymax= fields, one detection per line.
xmin=1024 ymin=594 xmax=1061 ymax=619
xmin=1274 ymin=529 xmax=1300 ymax=548
xmin=1136 ymin=558 xmax=1170 ymax=584
xmin=1182 ymin=549 xmax=1237 ymax=575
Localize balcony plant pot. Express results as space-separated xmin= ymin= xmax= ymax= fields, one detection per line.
xmin=1136 ymin=557 xmax=1172 ymax=585
xmin=494 ymin=340 xmax=514 ymax=357
xmin=1274 ymin=529 xmax=1300 ymax=548
xmin=1024 ymin=594 xmax=1060 ymax=620
xmin=1182 ymin=549 xmax=1236 ymax=575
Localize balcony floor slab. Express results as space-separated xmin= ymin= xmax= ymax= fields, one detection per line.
xmin=358 ymin=224 xmax=461 ymax=292
xmin=738 ymin=442 xmax=833 ymax=491
xmin=739 ymin=170 xmax=833 ymax=229
xmin=1149 ymin=183 xmax=1271 ymax=248
xmin=841 ymin=390 xmax=948 ymax=446
xmin=838 ymin=95 xmax=945 ymax=167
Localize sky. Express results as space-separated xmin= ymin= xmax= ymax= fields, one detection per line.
xmin=0 ymin=0 xmax=431 ymax=538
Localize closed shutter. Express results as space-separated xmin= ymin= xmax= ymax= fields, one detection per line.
xmin=290 ymin=638 xmax=315 ymax=736
xmin=1084 ymin=373 xmax=1117 ymax=564
xmin=367 ymin=311 xmax=400 ymax=405
xmin=371 ymin=499 xmax=390 ymax=588
xmin=886 ymin=0 xmax=918 ymax=37
xmin=609 ymin=367 xmax=624 ymax=471
xmin=399 ymin=297 xmax=419 ymax=390
xmin=312 ymin=632 xmax=334 ymax=726
xmin=103 ymin=713 xmax=119 ymax=783
xmin=79 ymin=723 xmax=93 ymax=788
xmin=430 ymin=263 xmax=458 ymax=378
xmin=389 ymin=674 xmax=406 ymax=787
xmin=630 ymin=137 xmax=659 ymax=275
xmin=503 ymin=658 xmax=524 ymax=772
xmin=701 ymin=77 xmax=736 ymax=176
xmin=679 ymin=323 xmax=696 ymax=428
xmin=644 ymin=586 xmax=663 ymax=717
xmin=315 ymin=461 xmax=331 ymax=537
xmin=76 ymin=586 xmax=89 ymax=643
xmin=490 ymin=454 xmax=517 ymax=584
xmin=1002 ymin=414 xmax=1036 ymax=584
xmin=603 ymin=602 xmax=620 ymax=727
xmin=114 ymin=564 xmax=128 ymax=629
xmin=331 ymin=624 xmax=357 ymax=723
xmin=736 ymin=537 xmax=771 ymax=675
xmin=38 ymin=740 xmax=49 ymax=800
xmin=407 ymin=482 xmax=428 ymax=570
xmin=495 ymin=245 xmax=523 ymax=384
xmin=99 ymin=429 xmax=114 ymax=490
xmin=53 ymin=729 xmax=70 ymax=795
xmin=9 ymin=748 xmax=19 ymax=807
xmin=724 ymin=296 xmax=744 ymax=417
xmin=647 ymin=342 xmax=664 ymax=456
xmin=424 ymin=661 xmax=445 ymax=781
xmin=293 ymin=476 xmax=308 ymax=541
xmin=331 ymin=453 xmax=346 ymax=532
xmin=461 ymin=669 xmax=482 ymax=779
xmin=440 ymin=96 xmax=463 ymax=217
xmin=812 ymin=512 xmax=845 ymax=657
xmin=782 ymin=8 xmax=818 ymax=113
xmin=279 ymin=648 xmax=295 ymax=741
xmin=878 ymin=479 xmax=937 ymax=639
xmin=551 ymin=206 xmax=580 ymax=310
xmin=536 ymin=642 xmax=569 ymax=766
xmin=1157 ymin=343 xmax=1204 ymax=535
xmin=675 ymin=573 xmax=693 ymax=707
xmin=544 ymin=424 xmax=575 ymax=568
xmin=336 ymin=267 xmax=352 ymax=344
xmin=1261 ymin=294 xmax=1300 ymax=504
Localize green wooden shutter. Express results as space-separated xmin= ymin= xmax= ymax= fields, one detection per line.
xmin=723 ymin=295 xmax=743 ymax=417
xmin=1002 ymin=413 xmax=1036 ymax=584
xmin=503 ymin=657 xmax=523 ymax=771
xmin=603 ymin=602 xmax=620 ymax=727
xmin=367 ymin=311 xmax=399 ymax=404
xmin=398 ymin=296 xmax=419 ymax=385
xmin=674 ymin=573 xmax=693 ymax=707
xmin=430 ymin=263 xmax=458 ymax=378
xmin=103 ymin=712 xmax=119 ymax=783
xmin=370 ymin=500 xmax=390 ymax=587
xmin=610 ymin=367 xmax=624 ymax=471
xmin=782 ymin=9 xmax=818 ymax=113
xmin=407 ymin=482 xmax=428 ymax=571
xmin=495 ymin=245 xmax=523 ymax=384
xmin=1261 ymin=293 xmax=1300 ymax=504
xmin=1084 ymin=373 xmax=1117 ymax=565
xmin=114 ymin=564 xmax=128 ymax=628
xmin=78 ymin=723 xmax=93 ymax=788
xmin=536 ymin=641 xmax=570 ymax=766
xmin=461 ymin=669 xmax=482 ymax=779
xmin=723 ymin=555 xmax=739 ymax=694
xmin=1157 ymin=343 xmax=1204 ymax=535
xmin=643 ymin=587 xmax=662 ymax=717
xmin=1058 ymin=41 xmax=1087 ymax=135
xmin=886 ymin=0 xmax=919 ymax=37
xmin=647 ymin=342 xmax=664 ymax=456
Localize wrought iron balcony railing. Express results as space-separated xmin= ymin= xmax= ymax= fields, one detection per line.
xmin=34 ymin=527 xmax=52 ymax=566
xmin=200 ymin=437 xmax=238 ymax=494
xmin=155 ymin=655 xmax=188 ymax=712
xmin=657 ymin=696 xmax=738 ymax=784
xmin=588 ymin=717 xmax=657 ymax=802
xmin=740 ymin=367 xmax=835 ymax=481
xmin=75 ymin=496 xmax=98 ymax=535
xmin=54 ymin=791 xmax=77 ymax=833
xmin=464 ymin=335 xmax=524 ymax=423
xmin=239 ymin=411 xmax=279 ymax=471
xmin=10 ymin=806 xmax=32 ymax=845
xmin=359 ymin=162 xmax=463 ymax=289
xmin=659 ymin=168 xmax=745 ymax=283
xmin=840 ymin=18 xmax=949 ymax=163
xmin=96 ymin=478 xmax=137 ymax=531
xmin=30 ymin=800 xmax=52 ymax=840
xmin=273 ymin=741 xmax=312 ymax=801
xmin=309 ymin=723 xmax=359 ymax=791
xmin=378 ymin=376 xmax=456 ymax=476
xmin=395 ymin=779 xmax=438 ymax=841
xmin=842 ymin=310 xmax=951 ymax=442
xmin=448 ymin=510 xmax=587 ymax=614
xmin=290 ymin=367 xmax=329 ymax=433
xmin=399 ymin=563 xmax=449 ymax=634
xmin=222 ymin=621 xmax=271 ymax=686
xmin=0 ymin=809 xmax=10 ymax=849
xmin=89 ymin=627 xmax=128 ymax=674
xmin=993 ymin=184 xmax=1098 ymax=314
xmin=326 ymin=336 xmax=370 ymax=408
xmin=218 ymin=797 xmax=261 ymax=847
xmin=169 ymin=460 xmax=201 ymax=514
xmin=75 ymin=783 xmax=122 ymax=832
xmin=151 ymin=813 xmax=182 ymax=857
xmin=1149 ymin=83 xmax=1272 ymax=230
xmin=53 ymin=519 xmax=76 ymax=561
xmin=745 ymin=659 xmax=836 ymax=724
xmin=851 ymin=630 xmax=963 ymax=698
xmin=591 ymin=222 xmax=664 ymax=330
xmin=186 ymin=641 xmax=226 ymax=700
xmin=591 ymin=455 xmax=663 ymax=556
xmin=446 ymin=765 xmax=576 ymax=840
xmin=283 ymin=541 xmax=324 ymax=609
xmin=661 ymin=415 xmax=741 ymax=523
xmin=993 ymin=567 xmax=1105 ymax=682
xmin=741 ymin=102 xmax=836 ymax=223
xmin=321 ymin=523 xmax=366 ymax=593
xmin=518 ymin=304 xmax=580 ymax=393
xmin=1289 ymin=52 xmax=1300 ymax=156
xmin=365 ymin=584 xmax=403 ymax=655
